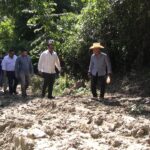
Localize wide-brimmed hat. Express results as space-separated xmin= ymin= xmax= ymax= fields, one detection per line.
xmin=89 ymin=42 xmax=104 ymax=50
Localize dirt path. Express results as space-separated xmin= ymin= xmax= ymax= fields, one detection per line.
xmin=0 ymin=93 xmax=150 ymax=150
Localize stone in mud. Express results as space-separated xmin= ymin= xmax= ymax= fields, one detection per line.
xmin=94 ymin=116 xmax=103 ymax=126
xmin=111 ymin=140 xmax=122 ymax=147
xmin=90 ymin=129 xmax=102 ymax=139
xmin=67 ymin=127 xmax=74 ymax=133
xmin=145 ymin=138 xmax=150 ymax=145
xmin=27 ymin=128 xmax=47 ymax=139
xmin=87 ymin=116 xmax=93 ymax=124
xmin=44 ymin=128 xmax=54 ymax=137
xmin=79 ymin=124 xmax=90 ymax=133
xmin=132 ymin=125 xmax=149 ymax=138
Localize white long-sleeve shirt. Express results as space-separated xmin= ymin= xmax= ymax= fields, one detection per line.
xmin=38 ymin=50 xmax=61 ymax=74
xmin=2 ymin=55 xmax=17 ymax=71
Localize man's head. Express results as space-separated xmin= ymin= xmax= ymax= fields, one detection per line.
xmin=21 ymin=48 xmax=28 ymax=56
xmin=89 ymin=42 xmax=104 ymax=55
xmin=8 ymin=49 xmax=15 ymax=58
xmin=47 ymin=39 xmax=54 ymax=52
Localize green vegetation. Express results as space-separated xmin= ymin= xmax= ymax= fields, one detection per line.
xmin=0 ymin=0 xmax=150 ymax=77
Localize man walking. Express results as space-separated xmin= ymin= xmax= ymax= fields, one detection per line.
xmin=88 ymin=42 xmax=112 ymax=100
xmin=2 ymin=49 xmax=18 ymax=95
xmin=38 ymin=39 xmax=61 ymax=99
xmin=0 ymin=51 xmax=3 ymax=90
xmin=15 ymin=49 xmax=33 ymax=97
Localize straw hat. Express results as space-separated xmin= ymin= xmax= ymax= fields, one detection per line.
xmin=89 ymin=42 xmax=104 ymax=49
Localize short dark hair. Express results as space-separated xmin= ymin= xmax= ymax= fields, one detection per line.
xmin=9 ymin=49 xmax=14 ymax=53
xmin=47 ymin=39 xmax=54 ymax=45
xmin=21 ymin=48 xmax=28 ymax=52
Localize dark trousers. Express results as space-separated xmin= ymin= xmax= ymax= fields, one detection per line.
xmin=6 ymin=71 xmax=18 ymax=94
xmin=42 ymin=73 xmax=55 ymax=98
xmin=0 ymin=71 xmax=3 ymax=87
xmin=91 ymin=74 xmax=106 ymax=98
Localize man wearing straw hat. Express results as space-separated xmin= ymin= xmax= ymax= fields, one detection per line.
xmin=88 ymin=42 xmax=112 ymax=100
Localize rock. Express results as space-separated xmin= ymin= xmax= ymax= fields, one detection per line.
xmin=67 ymin=127 xmax=74 ymax=133
xmin=132 ymin=129 xmax=138 ymax=137
xmin=111 ymin=140 xmax=122 ymax=147
xmin=87 ymin=116 xmax=93 ymax=124
xmin=74 ymin=80 xmax=85 ymax=89
xmin=44 ymin=128 xmax=54 ymax=137
xmin=68 ymin=107 xmax=76 ymax=113
xmin=132 ymin=125 xmax=149 ymax=138
xmin=136 ymin=129 xmax=145 ymax=137
xmin=146 ymin=138 xmax=150 ymax=145
xmin=109 ymin=124 xmax=116 ymax=132
xmin=79 ymin=124 xmax=90 ymax=133
xmin=28 ymin=128 xmax=47 ymax=139
xmin=63 ymin=88 xmax=73 ymax=95
xmin=90 ymin=129 xmax=102 ymax=139
xmin=94 ymin=116 xmax=103 ymax=126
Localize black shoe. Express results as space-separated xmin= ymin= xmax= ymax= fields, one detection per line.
xmin=48 ymin=96 xmax=55 ymax=99
xmin=91 ymin=96 xmax=98 ymax=100
xmin=99 ymin=97 xmax=105 ymax=102
xmin=22 ymin=93 xmax=27 ymax=98
xmin=41 ymin=95 xmax=45 ymax=98
xmin=14 ymin=91 xmax=18 ymax=95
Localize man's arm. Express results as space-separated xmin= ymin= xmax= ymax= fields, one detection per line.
xmin=55 ymin=54 xmax=61 ymax=72
xmin=1 ymin=57 xmax=6 ymax=71
xmin=15 ymin=57 xmax=20 ymax=78
xmin=88 ymin=56 xmax=93 ymax=75
xmin=105 ymin=55 xmax=112 ymax=75
xmin=29 ymin=57 xmax=34 ymax=75
xmin=38 ymin=53 xmax=44 ymax=72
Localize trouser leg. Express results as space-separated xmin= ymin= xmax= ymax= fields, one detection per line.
xmin=13 ymin=72 xmax=18 ymax=93
xmin=19 ymin=73 xmax=26 ymax=97
xmin=99 ymin=76 xmax=106 ymax=98
xmin=25 ymin=74 xmax=31 ymax=90
xmin=91 ymin=74 xmax=98 ymax=97
xmin=48 ymin=74 xmax=55 ymax=98
xmin=42 ymin=73 xmax=49 ymax=97
xmin=7 ymin=71 xmax=13 ymax=94
xmin=3 ymin=71 xmax=7 ymax=93
xmin=0 ymin=72 xmax=3 ymax=88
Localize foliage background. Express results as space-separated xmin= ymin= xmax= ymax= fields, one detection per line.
xmin=0 ymin=0 xmax=150 ymax=78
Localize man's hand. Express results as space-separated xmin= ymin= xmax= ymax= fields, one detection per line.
xmin=106 ymin=74 xmax=111 ymax=84
xmin=39 ymin=71 xmax=42 ymax=76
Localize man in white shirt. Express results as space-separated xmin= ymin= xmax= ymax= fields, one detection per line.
xmin=2 ymin=49 xmax=18 ymax=95
xmin=38 ymin=39 xmax=61 ymax=99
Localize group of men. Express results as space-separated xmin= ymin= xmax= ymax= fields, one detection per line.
xmin=0 ymin=49 xmax=33 ymax=97
xmin=0 ymin=40 xmax=112 ymax=100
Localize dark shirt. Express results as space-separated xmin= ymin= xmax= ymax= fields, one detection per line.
xmin=15 ymin=55 xmax=33 ymax=75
